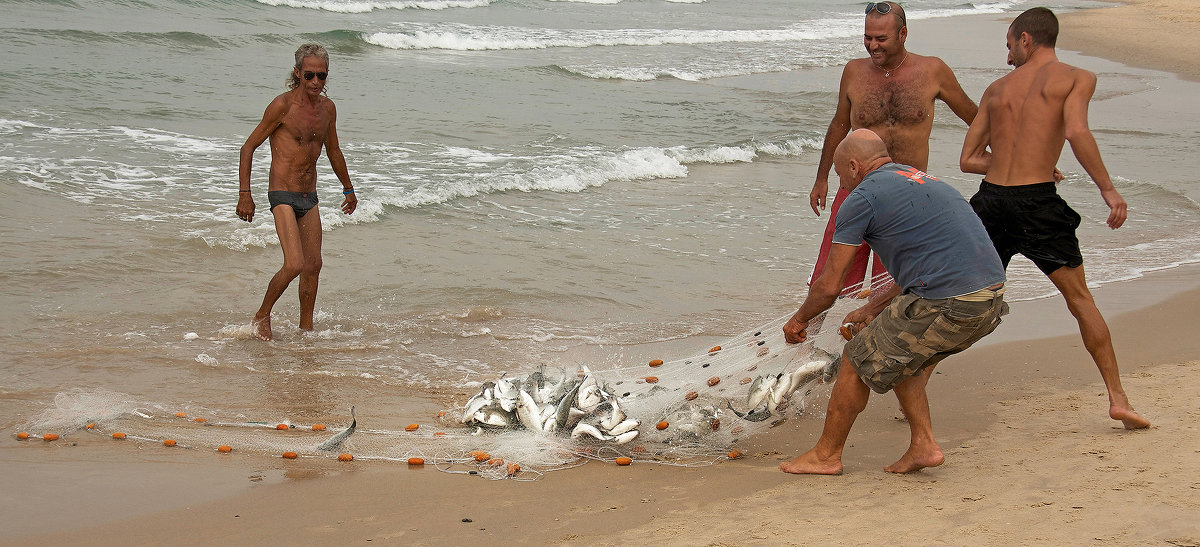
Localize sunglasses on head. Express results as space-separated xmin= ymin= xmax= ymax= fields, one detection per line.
xmin=865 ymin=2 xmax=892 ymax=15
xmin=303 ymin=71 xmax=327 ymax=81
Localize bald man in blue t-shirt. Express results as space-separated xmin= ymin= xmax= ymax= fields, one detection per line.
xmin=781 ymin=129 xmax=1007 ymax=475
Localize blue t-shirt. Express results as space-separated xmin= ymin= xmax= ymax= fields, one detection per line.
xmin=833 ymin=163 xmax=1006 ymax=299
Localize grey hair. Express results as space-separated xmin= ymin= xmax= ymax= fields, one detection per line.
xmin=286 ymin=43 xmax=330 ymax=90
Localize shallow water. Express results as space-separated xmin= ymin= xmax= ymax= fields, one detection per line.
xmin=2 ymin=0 xmax=1198 ymax=446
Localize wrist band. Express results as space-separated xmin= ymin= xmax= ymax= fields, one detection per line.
xmin=343 ymin=189 xmax=355 ymax=195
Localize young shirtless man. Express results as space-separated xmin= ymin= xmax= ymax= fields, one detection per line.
xmin=960 ymin=8 xmax=1148 ymax=429
xmin=807 ymin=1 xmax=978 ymax=289
xmin=236 ymin=43 xmax=357 ymax=341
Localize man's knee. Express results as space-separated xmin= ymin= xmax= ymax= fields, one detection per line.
xmin=301 ymin=257 xmax=323 ymax=276
xmin=279 ymin=260 xmax=304 ymax=280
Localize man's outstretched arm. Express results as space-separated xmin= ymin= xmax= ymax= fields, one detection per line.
xmin=1063 ymin=70 xmax=1125 ymax=229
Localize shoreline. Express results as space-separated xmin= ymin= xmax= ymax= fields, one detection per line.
xmin=1059 ymin=0 xmax=1200 ymax=82
xmin=6 ymin=3 xmax=1200 ymax=545
xmin=7 ymin=262 xmax=1200 ymax=546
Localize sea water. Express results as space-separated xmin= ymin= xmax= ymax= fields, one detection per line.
xmin=2 ymin=0 xmax=1198 ymax=434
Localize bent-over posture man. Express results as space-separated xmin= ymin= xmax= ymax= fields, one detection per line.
xmin=236 ymin=43 xmax=357 ymax=341
xmin=782 ymin=129 xmax=1007 ymax=475
xmin=960 ymin=7 xmax=1148 ymax=429
xmin=807 ymin=1 xmax=977 ymax=290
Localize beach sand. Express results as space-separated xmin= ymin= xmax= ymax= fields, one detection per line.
xmin=6 ymin=4 xmax=1200 ymax=546
xmin=1059 ymin=0 xmax=1200 ymax=82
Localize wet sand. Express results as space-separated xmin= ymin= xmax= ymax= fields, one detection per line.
xmin=6 ymin=264 xmax=1199 ymax=546
xmin=6 ymin=4 xmax=1200 ymax=545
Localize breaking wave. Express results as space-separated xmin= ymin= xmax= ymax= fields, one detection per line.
xmin=250 ymin=0 xmax=494 ymax=13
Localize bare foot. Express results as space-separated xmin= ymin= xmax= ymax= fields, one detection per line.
xmin=884 ymin=446 xmax=944 ymax=474
xmin=252 ymin=315 xmax=273 ymax=341
xmin=1110 ymin=405 xmax=1150 ymax=430
xmin=779 ymin=450 xmax=843 ymax=475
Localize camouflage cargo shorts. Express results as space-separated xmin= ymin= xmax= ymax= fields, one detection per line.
xmin=844 ymin=291 xmax=1008 ymax=394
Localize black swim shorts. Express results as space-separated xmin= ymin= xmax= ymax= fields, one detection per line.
xmin=267 ymin=191 xmax=319 ymax=218
xmin=969 ymin=181 xmax=1083 ymax=275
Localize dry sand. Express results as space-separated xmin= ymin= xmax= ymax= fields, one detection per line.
xmin=6 ymin=3 xmax=1200 ymax=545
xmin=1060 ymin=0 xmax=1200 ymax=82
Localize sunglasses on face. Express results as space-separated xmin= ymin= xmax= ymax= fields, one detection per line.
xmin=865 ymin=2 xmax=892 ymax=15
xmin=303 ymin=71 xmax=327 ymax=81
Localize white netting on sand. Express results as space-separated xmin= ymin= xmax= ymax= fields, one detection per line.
xmin=16 ymin=274 xmax=895 ymax=480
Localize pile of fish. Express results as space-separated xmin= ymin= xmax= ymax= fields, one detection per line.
xmin=460 ymin=354 xmax=841 ymax=445
xmin=461 ymin=365 xmax=641 ymax=444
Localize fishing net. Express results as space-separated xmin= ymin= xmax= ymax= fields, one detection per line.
xmin=16 ymin=273 xmax=894 ymax=480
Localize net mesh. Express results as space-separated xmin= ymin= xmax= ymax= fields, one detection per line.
xmin=16 ymin=274 xmax=895 ymax=480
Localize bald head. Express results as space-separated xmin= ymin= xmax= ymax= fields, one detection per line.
xmin=835 ymin=129 xmax=889 ymax=165
xmin=832 ymin=129 xmax=892 ymax=191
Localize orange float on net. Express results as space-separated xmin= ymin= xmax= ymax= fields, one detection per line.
xmin=193 ymin=417 xmax=207 ymax=423
xmin=710 ymin=419 xmax=720 ymax=431
xmin=739 ymin=377 xmax=752 ymax=385
xmin=506 ymin=462 xmax=520 ymax=476
xmin=163 ymin=439 xmax=177 ymax=447
xmin=338 ymin=453 xmax=354 ymax=462
xmin=86 ymin=423 xmax=95 ymax=430
xmin=727 ymin=450 xmax=742 ymax=460
xmin=434 ymin=431 xmax=447 ymax=437
xmin=486 ymin=458 xmax=504 ymax=466
xmin=282 ymin=452 xmax=298 ymax=459
xmin=275 ymin=424 xmax=289 ymax=430
xmin=615 ymin=457 xmax=632 ymax=466
xmin=684 ymin=391 xmax=698 ymax=401
xmin=656 ymin=421 xmax=669 ymax=430
xmin=707 ymin=376 xmax=721 ymax=387
xmin=643 ymin=376 xmax=659 ymax=383
xmin=174 ymin=412 xmax=188 ymax=418
xmin=857 ymin=289 xmax=871 ymax=298
xmin=408 ymin=457 xmax=425 ymax=466
xmin=648 ymin=359 xmax=664 ymax=367
xmin=16 ymin=432 xmax=30 ymax=440
xmin=436 ymin=410 xmax=447 ymax=418
xmin=709 ymin=345 xmax=722 ymax=353
xmin=839 ymin=325 xmax=853 ymax=341
xmin=405 ymin=424 xmax=420 ymax=431
xmin=217 ymin=445 xmax=232 ymax=453
xmin=43 ymin=433 xmax=60 ymax=442
xmin=112 ymin=432 xmax=127 ymax=439
xmin=631 ymin=446 xmax=647 ymax=453
xmin=311 ymin=424 xmax=326 ymax=431
xmin=473 ymin=451 xmax=491 ymax=462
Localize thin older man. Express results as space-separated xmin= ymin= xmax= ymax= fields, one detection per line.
xmin=782 ymin=129 xmax=1007 ymax=475
xmin=807 ymin=1 xmax=978 ymax=290
xmin=236 ymin=43 xmax=357 ymax=341
xmin=960 ymin=7 xmax=1148 ymax=429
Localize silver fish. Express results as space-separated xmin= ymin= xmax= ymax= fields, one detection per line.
xmin=516 ymin=389 xmax=544 ymax=432
xmin=611 ymin=429 xmax=639 ymax=444
xmin=317 ymin=406 xmax=357 ymax=451
xmin=577 ymin=383 xmax=603 ymax=412
xmin=727 ymin=401 xmax=772 ymax=422
xmin=571 ymin=422 xmax=609 ymax=441
xmin=597 ymin=400 xmax=627 ymax=433
xmin=552 ymin=380 xmax=583 ymax=433
xmin=474 ymin=408 xmax=514 ymax=428
xmin=607 ymin=418 xmax=640 ymax=436
xmin=746 ymin=373 xmax=780 ymax=409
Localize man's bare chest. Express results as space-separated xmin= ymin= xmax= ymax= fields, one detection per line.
xmin=850 ymin=79 xmax=934 ymax=129
xmin=279 ymin=105 xmax=328 ymax=145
